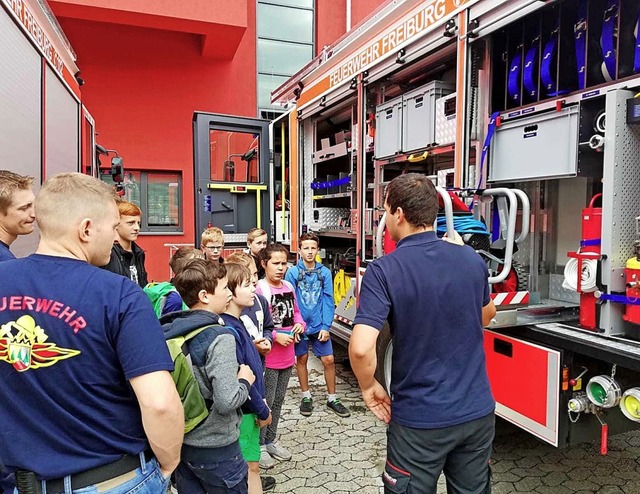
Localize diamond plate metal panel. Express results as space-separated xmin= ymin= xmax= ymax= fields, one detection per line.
xmin=308 ymin=208 xmax=351 ymax=230
xmin=600 ymin=89 xmax=640 ymax=336
xmin=435 ymin=93 xmax=457 ymax=145
xmin=549 ymin=274 xmax=580 ymax=305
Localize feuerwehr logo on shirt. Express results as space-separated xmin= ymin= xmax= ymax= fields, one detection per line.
xmin=0 ymin=315 xmax=80 ymax=372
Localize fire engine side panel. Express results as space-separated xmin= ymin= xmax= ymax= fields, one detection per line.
xmin=0 ymin=8 xmax=41 ymax=182
xmin=0 ymin=6 xmax=42 ymax=258
xmin=484 ymin=330 xmax=560 ymax=447
xmin=45 ymin=65 xmax=80 ymax=177
xmin=600 ymin=89 xmax=640 ymax=336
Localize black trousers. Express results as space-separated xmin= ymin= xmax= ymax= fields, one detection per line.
xmin=383 ymin=412 xmax=495 ymax=494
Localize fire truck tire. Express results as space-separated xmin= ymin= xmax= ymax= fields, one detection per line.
xmin=493 ymin=260 xmax=529 ymax=293
xmin=374 ymin=322 xmax=393 ymax=394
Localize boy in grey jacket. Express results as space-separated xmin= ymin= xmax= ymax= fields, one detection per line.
xmin=162 ymin=259 xmax=255 ymax=494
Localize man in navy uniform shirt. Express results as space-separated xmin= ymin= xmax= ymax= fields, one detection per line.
xmin=0 ymin=170 xmax=36 ymax=261
xmin=350 ymin=173 xmax=497 ymax=494
xmin=0 ymin=173 xmax=184 ymax=494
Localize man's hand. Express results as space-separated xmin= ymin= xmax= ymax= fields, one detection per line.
xmin=361 ymin=381 xmax=392 ymax=424
xmin=254 ymin=337 xmax=272 ymax=355
xmin=257 ymin=411 xmax=272 ymax=428
xmin=275 ymin=332 xmax=294 ymax=347
xmin=442 ymin=230 xmax=464 ymax=246
xmin=318 ymin=330 xmax=330 ymax=342
xmin=238 ymin=364 xmax=255 ymax=385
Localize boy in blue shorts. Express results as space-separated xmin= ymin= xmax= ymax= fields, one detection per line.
xmin=285 ymin=233 xmax=351 ymax=418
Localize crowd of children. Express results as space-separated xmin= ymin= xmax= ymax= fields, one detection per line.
xmin=140 ymin=227 xmax=351 ymax=494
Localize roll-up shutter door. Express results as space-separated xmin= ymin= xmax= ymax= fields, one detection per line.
xmin=0 ymin=10 xmax=42 ymax=258
xmin=45 ymin=65 xmax=79 ymax=177
xmin=0 ymin=10 xmax=42 ymax=181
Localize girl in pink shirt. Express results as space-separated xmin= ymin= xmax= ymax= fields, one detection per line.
xmin=256 ymin=243 xmax=305 ymax=467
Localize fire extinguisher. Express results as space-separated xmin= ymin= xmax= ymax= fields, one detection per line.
xmin=623 ymin=242 xmax=640 ymax=325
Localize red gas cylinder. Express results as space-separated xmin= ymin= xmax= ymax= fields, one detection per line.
xmin=383 ymin=229 xmax=396 ymax=255
xmin=623 ymin=255 xmax=640 ymax=325
xmin=582 ymin=194 xmax=602 ymax=254
xmin=575 ymin=194 xmax=602 ymax=330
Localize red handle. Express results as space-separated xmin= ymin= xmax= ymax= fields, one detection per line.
xmin=600 ymin=423 xmax=608 ymax=456
xmin=589 ymin=193 xmax=603 ymax=209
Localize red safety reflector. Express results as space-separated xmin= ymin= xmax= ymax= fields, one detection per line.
xmin=562 ymin=366 xmax=569 ymax=392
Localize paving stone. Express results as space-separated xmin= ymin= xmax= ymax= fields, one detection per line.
xmin=491 ymin=481 xmax=516 ymax=493
xmin=562 ymin=479 xmax=601 ymax=491
xmin=540 ymin=471 xmax=570 ymax=486
xmin=513 ymin=477 xmax=544 ymax=492
xmin=534 ymin=485 xmax=573 ymax=494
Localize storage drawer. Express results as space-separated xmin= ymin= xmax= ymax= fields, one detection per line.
xmin=402 ymin=81 xmax=454 ymax=152
xmin=489 ymin=106 xmax=579 ymax=181
xmin=484 ymin=330 xmax=561 ymax=446
xmin=375 ymin=96 xmax=402 ymax=158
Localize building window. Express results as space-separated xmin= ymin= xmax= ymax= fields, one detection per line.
xmin=257 ymin=0 xmax=314 ymax=117
xmin=101 ymin=170 xmax=182 ymax=233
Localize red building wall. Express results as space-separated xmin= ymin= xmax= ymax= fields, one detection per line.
xmin=51 ymin=0 xmax=384 ymax=281
xmin=316 ymin=0 xmax=390 ymax=55
xmin=53 ymin=2 xmax=256 ymax=281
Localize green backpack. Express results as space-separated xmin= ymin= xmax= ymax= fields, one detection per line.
xmin=144 ymin=282 xmax=187 ymax=318
xmin=165 ymin=324 xmax=238 ymax=433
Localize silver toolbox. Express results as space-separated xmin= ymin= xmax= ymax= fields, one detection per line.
xmin=402 ymin=81 xmax=454 ymax=152
xmin=375 ymin=96 xmax=403 ymax=158
xmin=435 ymin=92 xmax=457 ymax=145
xmin=489 ymin=106 xmax=579 ymax=182
xmin=308 ymin=207 xmax=351 ymax=231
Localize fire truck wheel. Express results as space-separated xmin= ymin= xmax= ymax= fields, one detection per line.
xmin=493 ymin=260 xmax=529 ymax=293
xmin=374 ymin=322 xmax=393 ymax=394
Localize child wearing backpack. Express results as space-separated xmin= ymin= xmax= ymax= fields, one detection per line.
xmin=145 ymin=246 xmax=203 ymax=317
xmin=285 ymin=233 xmax=351 ymax=418
xmin=161 ymin=259 xmax=255 ymax=494
xmin=221 ymin=263 xmax=274 ymax=494
xmin=255 ymin=243 xmax=305 ymax=469
xmin=226 ymin=252 xmax=273 ymax=358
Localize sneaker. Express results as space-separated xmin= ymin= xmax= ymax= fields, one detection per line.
xmin=259 ymin=445 xmax=276 ymax=469
xmin=261 ymin=476 xmax=276 ymax=492
xmin=300 ymin=397 xmax=313 ymax=416
xmin=327 ymin=398 xmax=351 ymax=417
xmin=266 ymin=440 xmax=292 ymax=461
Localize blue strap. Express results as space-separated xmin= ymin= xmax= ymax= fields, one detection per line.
xmin=634 ymin=15 xmax=640 ymax=73
xmin=523 ymin=41 xmax=538 ymax=99
xmin=491 ymin=202 xmax=501 ymax=243
xmin=507 ymin=47 xmax=523 ymax=103
xmin=580 ymin=238 xmax=601 ymax=248
xmin=598 ymin=293 xmax=640 ymax=306
xmin=476 ymin=112 xmax=500 ymax=190
xmin=310 ymin=175 xmax=351 ymax=190
xmin=575 ymin=0 xmax=588 ymax=90
xmin=601 ymin=0 xmax=618 ymax=81
xmin=541 ymin=30 xmax=568 ymax=96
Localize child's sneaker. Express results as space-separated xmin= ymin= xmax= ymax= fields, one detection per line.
xmin=259 ymin=445 xmax=276 ymax=469
xmin=266 ymin=440 xmax=292 ymax=461
xmin=327 ymin=398 xmax=351 ymax=417
xmin=300 ymin=397 xmax=313 ymax=416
